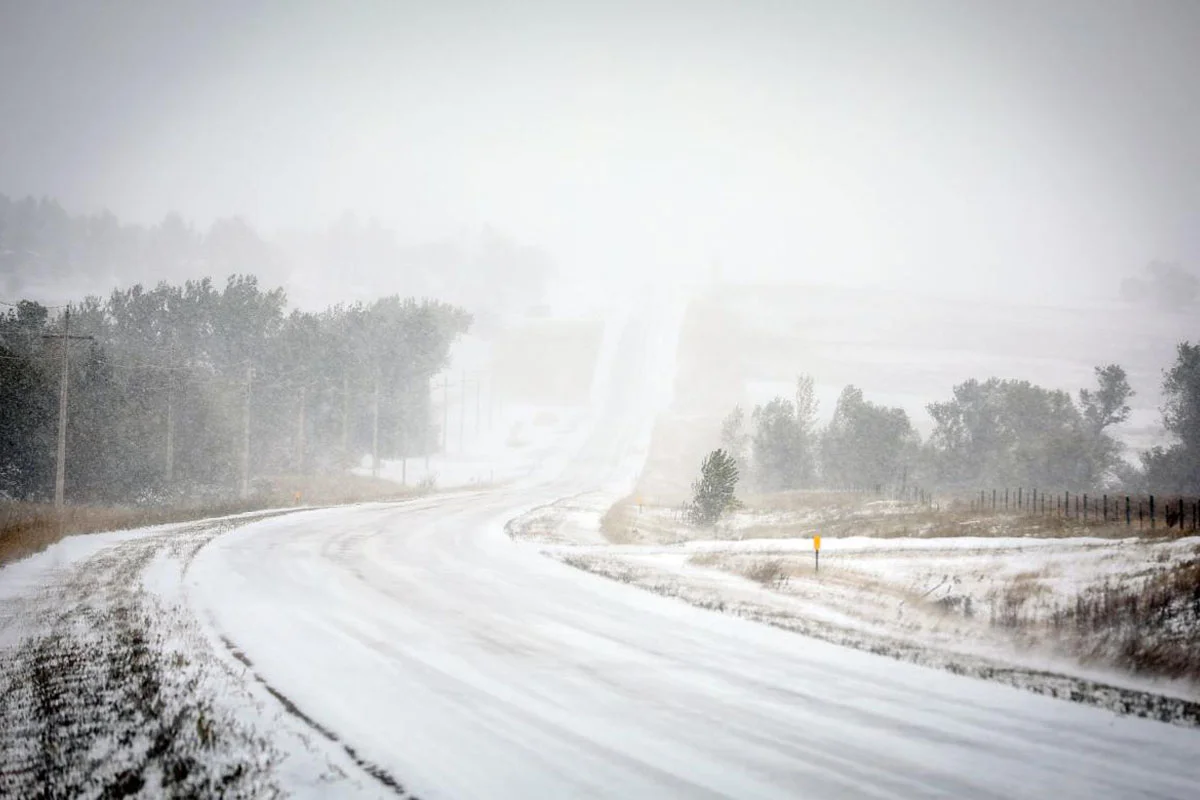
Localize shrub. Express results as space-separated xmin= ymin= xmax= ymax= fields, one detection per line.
xmin=741 ymin=558 xmax=786 ymax=586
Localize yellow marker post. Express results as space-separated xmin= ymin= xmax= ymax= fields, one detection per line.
xmin=813 ymin=535 xmax=821 ymax=572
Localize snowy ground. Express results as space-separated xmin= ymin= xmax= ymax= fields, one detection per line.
xmin=0 ymin=510 xmax=402 ymax=798
xmin=181 ymin=495 xmax=1200 ymax=798
xmin=509 ymin=494 xmax=1200 ymax=724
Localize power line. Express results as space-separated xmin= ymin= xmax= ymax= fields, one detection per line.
xmin=0 ymin=350 xmax=322 ymax=390
xmin=0 ymin=353 xmax=244 ymax=390
xmin=1 ymin=299 xmax=69 ymax=308
xmin=102 ymin=359 xmax=194 ymax=373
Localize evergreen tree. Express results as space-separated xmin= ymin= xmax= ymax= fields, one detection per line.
xmin=690 ymin=448 xmax=741 ymax=526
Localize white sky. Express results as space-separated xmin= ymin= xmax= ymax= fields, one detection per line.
xmin=2 ymin=1 xmax=1198 ymax=299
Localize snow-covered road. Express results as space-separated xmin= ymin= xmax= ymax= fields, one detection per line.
xmin=192 ymin=491 xmax=1200 ymax=799
xmin=186 ymin=304 xmax=1200 ymax=799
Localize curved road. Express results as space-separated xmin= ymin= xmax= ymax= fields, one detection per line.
xmin=190 ymin=309 xmax=1200 ymax=799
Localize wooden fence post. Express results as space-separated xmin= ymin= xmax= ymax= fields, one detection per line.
xmin=1150 ymin=495 xmax=1155 ymax=530
xmin=1126 ymin=495 xmax=1131 ymax=526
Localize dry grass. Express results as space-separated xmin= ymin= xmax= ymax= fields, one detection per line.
xmin=1052 ymin=559 xmax=1200 ymax=681
xmin=0 ymin=473 xmax=425 ymax=567
xmin=988 ymin=570 xmax=1056 ymax=628
xmin=740 ymin=489 xmax=1182 ymax=540
xmin=613 ymin=487 xmax=1188 ymax=547
xmin=251 ymin=472 xmax=422 ymax=506
xmin=0 ymin=503 xmax=247 ymax=566
xmin=600 ymin=496 xmax=694 ymax=544
xmin=741 ymin=490 xmax=869 ymax=514
xmin=740 ymin=558 xmax=788 ymax=586
xmin=600 ymin=495 xmax=640 ymax=544
xmin=687 ymin=551 xmax=724 ymax=568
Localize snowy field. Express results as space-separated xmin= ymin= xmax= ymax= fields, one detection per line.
xmin=0 ymin=509 xmax=399 ymax=797
xmin=509 ymin=490 xmax=1200 ymax=724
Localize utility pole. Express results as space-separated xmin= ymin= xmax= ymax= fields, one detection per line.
xmin=165 ymin=383 xmax=174 ymax=484
xmin=425 ymin=377 xmax=433 ymax=471
xmin=164 ymin=341 xmax=175 ymax=485
xmin=241 ymin=362 xmax=253 ymax=498
xmin=441 ymin=374 xmax=448 ymax=453
xmin=41 ymin=307 xmax=92 ymax=508
xmin=399 ymin=412 xmax=408 ymax=486
xmin=372 ymin=369 xmax=380 ymax=478
xmin=395 ymin=384 xmax=407 ymax=486
xmin=295 ymin=384 xmax=307 ymax=473
xmin=341 ymin=367 xmax=350 ymax=466
xmin=459 ymin=369 xmax=466 ymax=454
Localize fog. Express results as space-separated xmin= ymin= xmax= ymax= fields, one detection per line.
xmin=4 ymin=1 xmax=1199 ymax=302
xmin=2 ymin=1 xmax=1200 ymax=507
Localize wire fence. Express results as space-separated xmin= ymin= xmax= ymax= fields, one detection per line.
xmin=774 ymin=484 xmax=1198 ymax=534
xmin=964 ymin=488 xmax=1200 ymax=532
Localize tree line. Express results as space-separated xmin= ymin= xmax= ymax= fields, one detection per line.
xmin=719 ymin=345 xmax=1200 ymax=496
xmin=0 ymin=193 xmax=550 ymax=319
xmin=0 ymin=275 xmax=470 ymax=504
